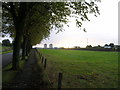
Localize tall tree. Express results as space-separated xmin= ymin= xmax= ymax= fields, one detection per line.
xmin=109 ymin=43 xmax=114 ymax=48
xmin=2 ymin=3 xmax=29 ymax=69
xmin=2 ymin=1 xmax=100 ymax=70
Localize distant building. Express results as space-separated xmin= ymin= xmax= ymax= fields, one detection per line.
xmin=54 ymin=47 xmax=58 ymax=49
xmin=49 ymin=44 xmax=53 ymax=48
xmin=104 ymin=46 xmax=111 ymax=48
xmin=44 ymin=44 xmax=47 ymax=48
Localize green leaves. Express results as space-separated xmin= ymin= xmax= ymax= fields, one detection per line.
xmin=2 ymin=1 xmax=100 ymax=46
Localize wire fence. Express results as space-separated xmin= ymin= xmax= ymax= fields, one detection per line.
xmin=35 ymin=48 xmax=64 ymax=90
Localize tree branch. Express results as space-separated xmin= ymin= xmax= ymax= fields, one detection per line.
xmin=2 ymin=3 xmax=11 ymax=12
xmin=9 ymin=2 xmax=18 ymax=30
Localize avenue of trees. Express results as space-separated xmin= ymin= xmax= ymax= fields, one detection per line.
xmin=2 ymin=1 xmax=100 ymax=70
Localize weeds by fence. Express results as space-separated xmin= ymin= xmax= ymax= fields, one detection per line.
xmin=35 ymin=48 xmax=63 ymax=89
xmin=35 ymin=48 xmax=53 ymax=88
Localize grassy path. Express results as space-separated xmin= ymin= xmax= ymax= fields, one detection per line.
xmin=3 ymin=49 xmax=49 ymax=89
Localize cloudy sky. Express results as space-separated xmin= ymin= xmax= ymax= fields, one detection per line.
xmin=1 ymin=0 xmax=119 ymax=48
xmin=34 ymin=0 xmax=119 ymax=48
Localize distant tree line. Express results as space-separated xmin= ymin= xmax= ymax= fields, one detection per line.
xmin=86 ymin=43 xmax=115 ymax=49
xmin=2 ymin=39 xmax=12 ymax=46
xmin=73 ymin=43 xmax=120 ymax=51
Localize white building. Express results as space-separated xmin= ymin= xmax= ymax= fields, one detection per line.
xmin=44 ymin=44 xmax=47 ymax=48
xmin=49 ymin=44 xmax=53 ymax=48
xmin=104 ymin=46 xmax=111 ymax=48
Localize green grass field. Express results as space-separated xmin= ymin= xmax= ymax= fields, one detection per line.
xmin=39 ymin=49 xmax=118 ymax=88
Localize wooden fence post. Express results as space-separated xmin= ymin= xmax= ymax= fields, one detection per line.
xmin=41 ymin=56 xmax=44 ymax=64
xmin=40 ymin=55 xmax=42 ymax=60
xmin=39 ymin=53 xmax=42 ymax=58
xmin=58 ymin=72 xmax=63 ymax=90
xmin=44 ymin=58 xmax=47 ymax=69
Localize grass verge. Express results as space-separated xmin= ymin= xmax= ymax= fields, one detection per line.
xmin=36 ymin=50 xmax=51 ymax=88
xmin=1 ymin=50 xmax=13 ymax=54
xmin=0 ymin=45 xmax=13 ymax=54
xmin=2 ymin=60 xmax=25 ymax=84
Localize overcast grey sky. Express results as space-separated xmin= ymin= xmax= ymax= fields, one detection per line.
xmin=34 ymin=0 xmax=119 ymax=48
xmin=1 ymin=0 xmax=119 ymax=48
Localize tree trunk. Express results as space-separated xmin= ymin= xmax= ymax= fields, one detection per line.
xmin=26 ymin=43 xmax=30 ymax=57
xmin=22 ymin=35 xmax=27 ymax=60
xmin=12 ymin=29 xmax=22 ymax=70
xmin=25 ymin=37 xmax=32 ymax=57
xmin=10 ymin=3 xmax=27 ymax=70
